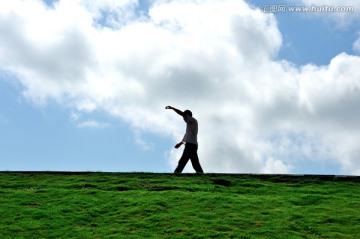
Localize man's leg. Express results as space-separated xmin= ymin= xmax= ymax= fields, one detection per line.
xmin=174 ymin=145 xmax=191 ymax=173
xmin=189 ymin=144 xmax=204 ymax=173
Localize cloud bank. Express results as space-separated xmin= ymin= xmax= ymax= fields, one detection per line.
xmin=1 ymin=0 xmax=360 ymax=174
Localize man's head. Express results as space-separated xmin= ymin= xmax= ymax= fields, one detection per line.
xmin=184 ymin=110 xmax=192 ymax=117
xmin=183 ymin=110 xmax=192 ymax=122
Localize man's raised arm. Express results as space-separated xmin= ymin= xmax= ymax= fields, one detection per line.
xmin=165 ymin=106 xmax=184 ymax=116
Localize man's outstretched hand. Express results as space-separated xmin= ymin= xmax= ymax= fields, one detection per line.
xmin=165 ymin=106 xmax=184 ymax=116
xmin=175 ymin=142 xmax=183 ymax=149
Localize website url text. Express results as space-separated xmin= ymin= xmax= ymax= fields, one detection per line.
xmin=262 ymin=5 xmax=355 ymax=14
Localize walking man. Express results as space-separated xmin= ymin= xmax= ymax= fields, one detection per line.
xmin=165 ymin=106 xmax=204 ymax=174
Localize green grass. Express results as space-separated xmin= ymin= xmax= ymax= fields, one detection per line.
xmin=0 ymin=172 xmax=359 ymax=238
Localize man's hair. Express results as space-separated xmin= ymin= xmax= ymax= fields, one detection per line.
xmin=184 ymin=110 xmax=192 ymax=117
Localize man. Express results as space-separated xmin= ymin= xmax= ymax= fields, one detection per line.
xmin=165 ymin=106 xmax=204 ymax=174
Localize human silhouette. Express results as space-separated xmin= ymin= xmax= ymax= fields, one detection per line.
xmin=165 ymin=106 xmax=204 ymax=174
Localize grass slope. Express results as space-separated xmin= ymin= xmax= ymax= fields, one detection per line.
xmin=0 ymin=172 xmax=359 ymax=238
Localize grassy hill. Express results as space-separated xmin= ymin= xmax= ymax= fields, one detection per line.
xmin=0 ymin=172 xmax=359 ymax=238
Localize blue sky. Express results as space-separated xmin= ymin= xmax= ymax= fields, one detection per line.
xmin=1 ymin=0 xmax=360 ymax=174
xmin=276 ymin=11 xmax=358 ymax=65
xmin=0 ymin=76 xmax=169 ymax=172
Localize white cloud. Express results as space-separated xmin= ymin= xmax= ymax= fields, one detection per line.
xmin=75 ymin=99 xmax=97 ymax=113
xmin=80 ymin=0 xmax=142 ymax=29
xmin=0 ymin=0 xmax=360 ymax=175
xmin=134 ymin=130 xmax=155 ymax=151
xmin=262 ymin=158 xmax=292 ymax=174
xmin=77 ymin=120 xmax=111 ymax=129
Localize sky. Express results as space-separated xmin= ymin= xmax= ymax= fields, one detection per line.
xmin=1 ymin=0 xmax=360 ymax=175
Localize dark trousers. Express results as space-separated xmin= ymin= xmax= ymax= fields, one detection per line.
xmin=174 ymin=143 xmax=204 ymax=173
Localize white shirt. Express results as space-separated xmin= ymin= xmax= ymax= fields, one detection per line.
xmin=182 ymin=115 xmax=198 ymax=145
